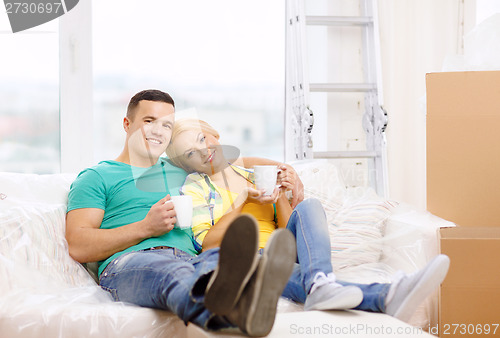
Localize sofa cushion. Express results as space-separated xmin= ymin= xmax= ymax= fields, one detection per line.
xmin=0 ymin=172 xmax=77 ymax=207
xmin=0 ymin=204 xmax=96 ymax=292
xmin=329 ymin=196 xmax=396 ymax=270
xmin=292 ymin=160 xmax=396 ymax=269
xmin=291 ymin=159 xmax=346 ymax=224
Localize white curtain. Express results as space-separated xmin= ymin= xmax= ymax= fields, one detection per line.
xmin=378 ymin=0 xmax=466 ymax=209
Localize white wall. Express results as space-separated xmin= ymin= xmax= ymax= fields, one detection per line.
xmin=378 ymin=0 xmax=474 ymax=209
xmin=476 ymin=0 xmax=500 ymax=24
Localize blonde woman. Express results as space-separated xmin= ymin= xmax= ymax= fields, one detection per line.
xmin=166 ymin=118 xmax=450 ymax=319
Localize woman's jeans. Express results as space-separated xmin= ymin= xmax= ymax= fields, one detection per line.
xmin=281 ymin=198 xmax=390 ymax=313
xmin=99 ymin=247 xmax=230 ymax=331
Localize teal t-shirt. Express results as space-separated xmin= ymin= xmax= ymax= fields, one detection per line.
xmin=67 ymin=157 xmax=195 ymax=276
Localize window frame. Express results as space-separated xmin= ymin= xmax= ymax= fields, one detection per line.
xmin=59 ymin=0 xmax=93 ymax=173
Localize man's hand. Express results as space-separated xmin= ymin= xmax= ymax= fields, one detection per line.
xmin=66 ymin=195 xmax=179 ymax=264
xmin=278 ymin=164 xmax=304 ymax=208
xmin=142 ymin=195 xmax=177 ymax=237
xmin=277 ymin=165 xmax=296 ymax=190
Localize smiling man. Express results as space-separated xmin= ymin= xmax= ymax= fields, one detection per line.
xmin=65 ymin=89 xmax=297 ymax=336
xmin=118 ymin=96 xmax=175 ymax=166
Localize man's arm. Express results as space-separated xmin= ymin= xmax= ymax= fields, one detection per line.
xmin=235 ymin=157 xmax=304 ymax=208
xmin=66 ymin=196 xmax=177 ymax=263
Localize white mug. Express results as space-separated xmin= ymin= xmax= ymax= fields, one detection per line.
xmin=166 ymin=195 xmax=193 ymax=229
xmin=254 ymin=165 xmax=278 ymax=196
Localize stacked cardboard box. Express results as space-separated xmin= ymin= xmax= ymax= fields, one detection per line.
xmin=427 ymin=71 xmax=500 ymax=337
xmin=440 ymin=227 xmax=500 ymax=337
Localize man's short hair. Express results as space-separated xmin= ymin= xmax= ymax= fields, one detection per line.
xmin=127 ymin=89 xmax=175 ymax=120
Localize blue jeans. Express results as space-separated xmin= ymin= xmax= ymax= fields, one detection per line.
xmin=281 ymin=198 xmax=390 ymax=312
xmin=99 ymin=247 xmax=231 ymax=330
xmin=99 ymin=199 xmax=390 ymax=329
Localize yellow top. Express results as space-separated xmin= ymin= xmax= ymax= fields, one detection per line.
xmin=181 ymin=165 xmax=276 ymax=250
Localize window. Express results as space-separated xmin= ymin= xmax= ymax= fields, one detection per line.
xmin=0 ymin=16 xmax=59 ymax=173
xmin=92 ymin=0 xmax=285 ymax=162
xmin=0 ymin=1 xmax=285 ymax=174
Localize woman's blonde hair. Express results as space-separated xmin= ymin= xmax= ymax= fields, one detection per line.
xmin=166 ymin=118 xmax=220 ymax=172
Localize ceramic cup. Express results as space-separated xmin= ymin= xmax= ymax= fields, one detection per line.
xmin=254 ymin=165 xmax=278 ymax=196
xmin=166 ymin=195 xmax=193 ymax=229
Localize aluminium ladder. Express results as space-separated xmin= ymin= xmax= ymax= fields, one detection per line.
xmin=285 ymin=0 xmax=389 ymax=198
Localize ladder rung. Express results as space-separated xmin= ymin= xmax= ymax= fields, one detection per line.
xmin=310 ymin=83 xmax=377 ymax=92
xmin=306 ymin=16 xmax=372 ymax=26
xmin=314 ymin=151 xmax=377 ymax=159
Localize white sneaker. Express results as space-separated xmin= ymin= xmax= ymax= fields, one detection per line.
xmin=304 ymin=272 xmax=363 ymax=311
xmin=385 ymin=254 xmax=450 ymax=322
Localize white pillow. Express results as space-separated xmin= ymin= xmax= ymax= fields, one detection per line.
xmin=291 ymin=159 xmax=347 ymax=222
xmin=329 ymin=197 xmax=396 ymax=270
xmin=0 ymin=172 xmax=76 ymax=207
xmin=0 ymin=204 xmax=95 ymax=293
xmin=290 ymin=160 xmax=396 ymax=269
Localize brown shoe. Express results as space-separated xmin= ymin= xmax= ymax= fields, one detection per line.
xmin=227 ymin=229 xmax=296 ymax=337
xmin=204 ymin=214 xmax=260 ymax=316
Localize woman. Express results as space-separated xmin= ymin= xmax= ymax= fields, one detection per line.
xmin=165 ymin=118 xmax=450 ymax=319
xmin=166 ymin=118 xmax=363 ymax=311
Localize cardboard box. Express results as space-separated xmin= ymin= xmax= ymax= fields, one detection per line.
xmin=439 ymin=227 xmax=500 ymax=337
xmin=426 ymin=71 xmax=500 ymax=227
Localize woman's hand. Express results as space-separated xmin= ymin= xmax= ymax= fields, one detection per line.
xmin=244 ymin=187 xmax=279 ymax=205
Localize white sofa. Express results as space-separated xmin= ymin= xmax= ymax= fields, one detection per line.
xmin=0 ymin=160 xmax=452 ymax=337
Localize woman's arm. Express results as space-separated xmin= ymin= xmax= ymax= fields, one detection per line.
xmin=200 ymin=195 xmax=246 ymax=251
xmin=202 ymin=188 xmax=279 ymax=251
xmin=182 ymin=174 xmax=279 ymax=252
xmin=275 ymin=188 xmax=293 ymax=229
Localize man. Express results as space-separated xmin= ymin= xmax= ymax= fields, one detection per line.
xmin=65 ymin=89 xmax=298 ymax=336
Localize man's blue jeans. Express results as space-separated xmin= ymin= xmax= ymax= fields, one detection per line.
xmin=99 ymin=247 xmax=230 ymax=330
xmin=281 ymin=198 xmax=390 ymax=312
